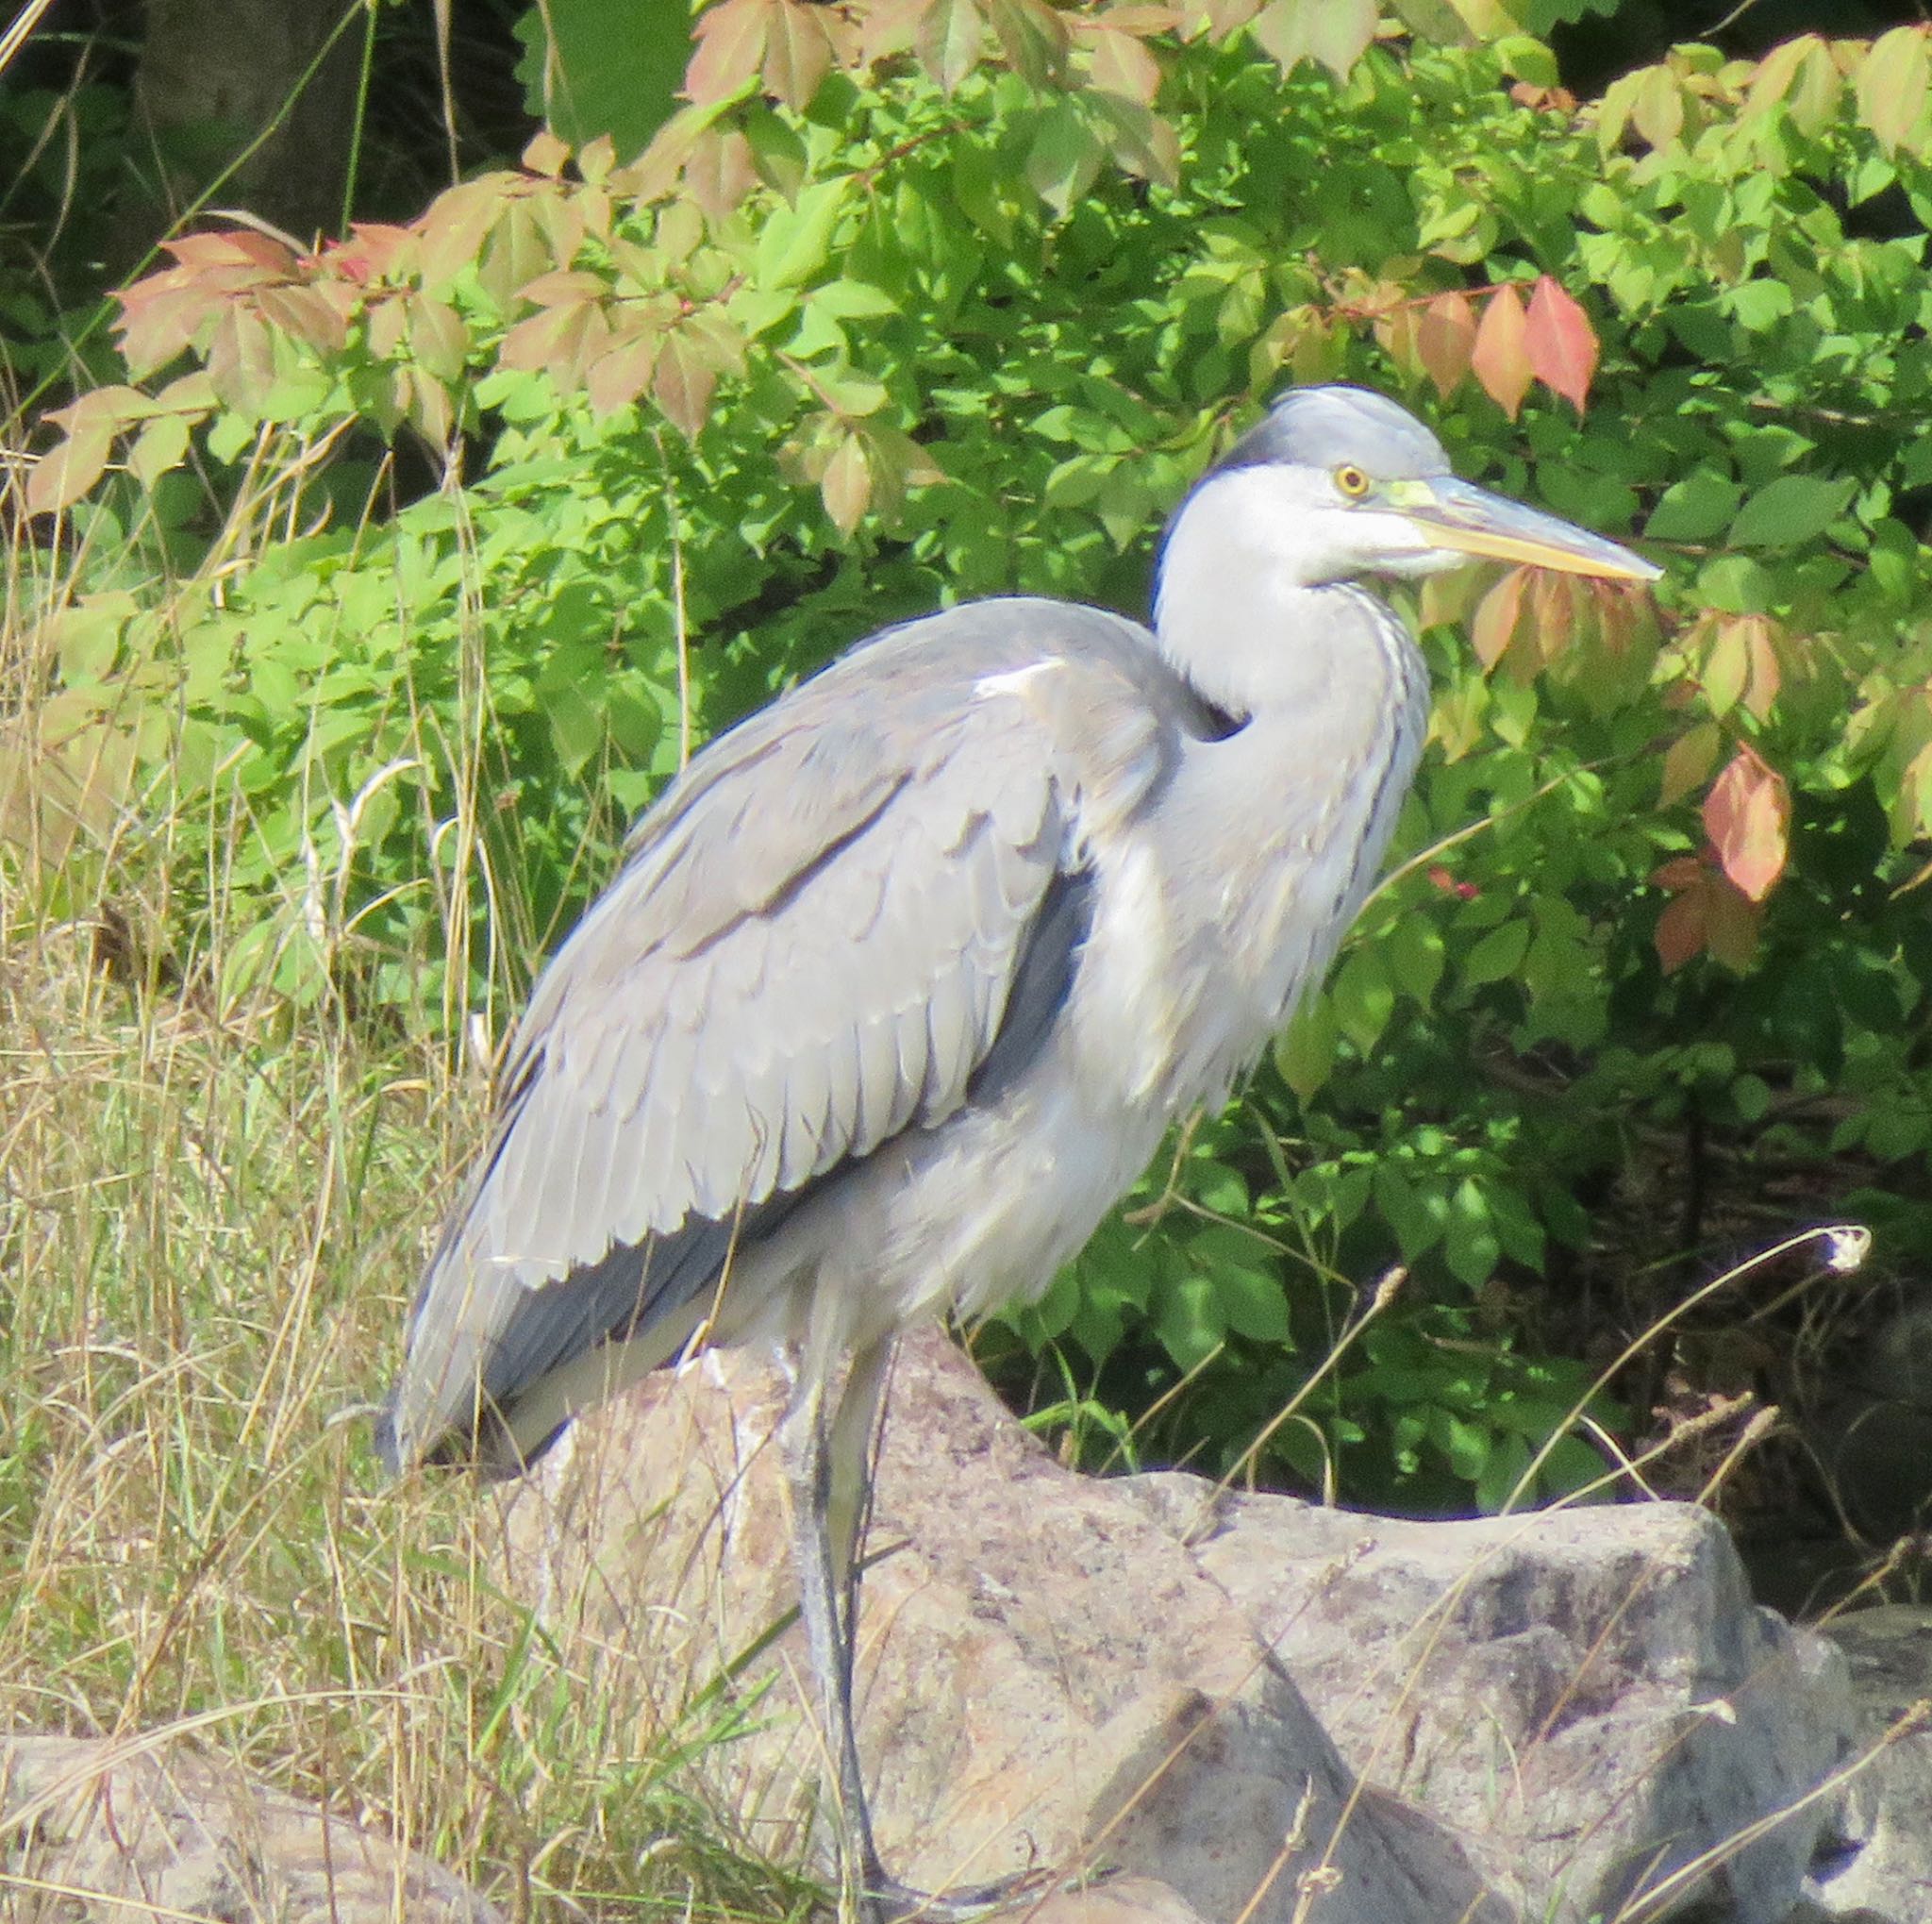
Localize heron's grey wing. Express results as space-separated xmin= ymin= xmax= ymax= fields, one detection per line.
xmin=379 ymin=602 xmax=1178 ymax=1470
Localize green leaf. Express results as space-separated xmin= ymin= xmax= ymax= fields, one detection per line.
xmin=1644 ymin=468 xmax=1741 ymax=544
xmin=1024 ymin=102 xmax=1103 ymax=216
xmin=1442 ymin=1179 xmax=1500 ymax=1287
xmin=1386 ymin=914 xmax=1445 ymax=1005
xmin=1374 ymin=1163 xmax=1446 ymax=1261
xmin=1728 ymin=475 xmax=1857 ymax=549
xmin=1475 ymin=1431 xmax=1532 ymax=1513
xmin=1462 ymin=918 xmax=1531 ymax=987
xmin=1208 ymin=1260 xmax=1291 ymax=1344
xmin=1857 ymin=27 xmax=1930 ymax=153
xmin=1330 ymin=947 xmax=1395 ymax=1053
xmin=1274 ymin=995 xmax=1338 ymax=1100
xmin=1155 ymin=1271 xmax=1226 ymax=1370
xmin=752 ymin=176 xmax=853 ymax=290
xmin=513 ymin=0 xmax=686 ymax=158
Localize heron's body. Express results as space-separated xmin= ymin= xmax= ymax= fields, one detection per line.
xmin=379 ymin=385 xmax=1657 ymax=1918
xmin=381 ymin=581 xmax=1426 ymax=1470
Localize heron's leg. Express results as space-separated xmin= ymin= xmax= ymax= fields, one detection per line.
xmin=825 ymin=1338 xmax=895 ymax=1681
xmin=785 ymin=1343 xmax=1036 ymax=1924
xmin=779 ymin=1362 xmax=889 ymax=1917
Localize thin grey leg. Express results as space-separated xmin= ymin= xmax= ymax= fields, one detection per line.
xmin=781 ymin=1363 xmax=889 ymax=1919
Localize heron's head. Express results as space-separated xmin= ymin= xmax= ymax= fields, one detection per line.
xmin=1159 ymin=384 xmax=1660 ymax=594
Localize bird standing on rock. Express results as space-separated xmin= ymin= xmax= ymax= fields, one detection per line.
xmin=378 ymin=383 xmax=1660 ymax=1920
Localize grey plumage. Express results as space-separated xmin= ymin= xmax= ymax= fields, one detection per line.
xmin=379 ymin=383 xmax=1659 ymax=1917
xmin=379 ymin=598 xmax=1208 ymax=1472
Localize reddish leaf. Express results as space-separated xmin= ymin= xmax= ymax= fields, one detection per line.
xmin=764 ymin=0 xmax=836 ymax=107
xmin=1659 ymin=720 xmax=1722 ymax=809
xmin=116 ymin=277 xmax=223 ymax=378
xmin=916 ymin=0 xmax=986 ymax=92
xmin=987 ymin=0 xmax=1070 ymax=85
xmin=587 ymin=330 xmax=662 ymax=413
xmin=683 ymin=128 xmax=758 ymax=223
xmin=1414 ymin=293 xmax=1476 ymax=399
xmin=1650 ymin=851 xmax=1764 ymax=975
xmin=1470 ymin=566 xmax=1528 ymax=673
xmin=686 ymin=0 xmax=774 ymax=102
xmin=204 ymin=305 xmax=278 ymax=413
xmin=366 ymin=293 xmax=408 ymax=361
xmin=1371 ymin=299 xmax=1420 ymax=379
xmin=26 ymin=423 xmax=113 ymax=515
xmin=1201 ymin=0 xmax=1263 ymax=36
xmin=1525 ymin=569 xmax=1583 ymax=672
xmin=498 ymin=297 xmax=611 ymax=387
xmin=1704 ymin=747 xmax=1790 ymax=904
xmin=401 ymin=364 xmax=455 ymax=446
xmin=1857 ymin=26 xmax=1930 ymax=152
xmin=821 ymin=431 xmax=873 ymax=535
xmin=255 ymin=283 xmax=348 ymax=354
xmin=1738 ymin=614 xmax=1783 ymax=722
xmin=477 ymin=194 xmax=576 ymax=310
xmin=1085 ymin=24 xmax=1163 ymax=102
xmin=1471 ymin=283 xmax=1532 ymax=420
xmin=416 ymin=177 xmax=513 ymax=290
xmin=653 ymin=326 xmax=718 ymax=438
xmin=523 ymin=129 xmax=571 ymax=176
xmin=405 ymin=294 xmax=470 ymax=383
xmin=1654 ymin=887 xmax=1707 ymax=975
xmin=1524 ymin=276 xmax=1598 ymax=415
xmin=1702 ymin=869 xmax=1763 ymax=974
xmin=856 ymin=0 xmax=926 ymax=65
xmin=160 ymin=230 xmax=294 ymax=275
xmin=1251 ymin=0 xmax=1374 ymax=77
xmin=518 ymin=269 xmax=612 ymax=308
xmin=127 ymin=412 xmax=192 ymax=487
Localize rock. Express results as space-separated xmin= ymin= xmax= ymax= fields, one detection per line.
xmin=1802 ymin=1604 xmax=1932 ymax=1920
xmin=1025 ymin=1873 xmax=1215 ymax=1924
xmin=0 ymin=1732 xmax=501 ymax=1923
xmin=1117 ymin=1475 xmax=1850 ymax=1924
xmin=496 ymin=1330 xmax=1508 ymax=1924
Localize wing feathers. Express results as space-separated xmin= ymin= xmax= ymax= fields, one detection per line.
xmin=384 ymin=601 xmax=1181 ymax=1468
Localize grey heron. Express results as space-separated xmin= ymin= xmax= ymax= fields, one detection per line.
xmin=378 ymin=383 xmax=1659 ymax=1917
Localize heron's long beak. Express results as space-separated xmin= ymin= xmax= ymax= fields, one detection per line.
xmin=1391 ymin=477 xmax=1661 ymax=582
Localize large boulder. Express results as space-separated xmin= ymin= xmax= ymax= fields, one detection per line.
xmin=495 ymin=1330 xmax=1507 ymax=1924
xmin=0 ymin=1733 xmax=502 ymax=1923
xmin=1119 ymin=1476 xmax=1850 ymax=1924
xmin=1800 ymin=1604 xmax=1932 ymax=1920
xmin=495 ymin=1327 xmax=1857 ymax=1923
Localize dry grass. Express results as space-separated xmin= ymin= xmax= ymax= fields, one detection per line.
xmin=0 ymin=899 xmax=819 ymax=1920
xmin=0 ymin=434 xmax=813 ymax=1920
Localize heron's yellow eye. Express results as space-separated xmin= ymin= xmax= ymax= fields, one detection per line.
xmin=1333 ymin=464 xmax=1372 ymax=500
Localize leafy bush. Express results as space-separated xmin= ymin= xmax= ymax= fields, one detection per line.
xmin=18 ymin=2 xmax=1932 ymax=1512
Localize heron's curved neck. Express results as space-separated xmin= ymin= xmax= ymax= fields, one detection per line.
xmin=1144 ymin=504 xmax=1432 ymax=1094
xmin=1153 ymin=504 xmax=1406 ymax=720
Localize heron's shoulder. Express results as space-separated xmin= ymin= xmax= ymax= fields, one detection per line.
xmin=849 ymin=595 xmax=1224 ymax=745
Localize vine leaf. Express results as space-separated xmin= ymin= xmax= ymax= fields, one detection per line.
xmin=1705 ymin=747 xmax=1790 ymax=903
xmin=1471 ymin=283 xmax=1531 ymax=419
xmin=1524 ymin=276 xmax=1597 ymax=415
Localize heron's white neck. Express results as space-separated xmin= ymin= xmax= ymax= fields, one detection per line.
xmin=1142 ymin=475 xmax=1434 ymax=1101
xmin=1153 ymin=472 xmax=1406 ymax=719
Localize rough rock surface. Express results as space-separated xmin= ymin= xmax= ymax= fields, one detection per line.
xmin=0 ymin=1732 xmax=502 ymax=1923
xmin=1119 ymin=1474 xmax=1851 ymax=1924
xmin=1799 ymin=1605 xmax=1932 ymax=1920
xmin=497 ymin=1330 xmax=1508 ymax=1924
